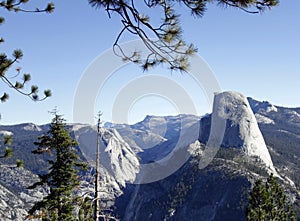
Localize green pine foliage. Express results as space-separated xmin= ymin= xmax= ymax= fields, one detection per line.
xmin=0 ymin=135 xmax=12 ymax=158
xmin=89 ymin=0 xmax=279 ymax=71
xmin=246 ymin=174 xmax=296 ymax=221
xmin=78 ymin=197 xmax=94 ymax=221
xmin=0 ymin=1 xmax=53 ymax=103
xmin=27 ymin=113 xmax=87 ymax=220
xmin=2 ymin=134 xmax=13 ymax=158
xmin=0 ymin=134 xmax=23 ymax=167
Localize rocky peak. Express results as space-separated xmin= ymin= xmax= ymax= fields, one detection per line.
xmin=211 ymin=91 xmax=277 ymax=173
xmin=247 ymin=97 xmax=278 ymax=113
xmin=72 ymin=125 xmax=140 ymax=186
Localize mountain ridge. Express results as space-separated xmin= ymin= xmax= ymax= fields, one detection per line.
xmin=0 ymin=92 xmax=300 ymax=220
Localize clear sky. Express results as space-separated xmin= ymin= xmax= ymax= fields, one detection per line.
xmin=0 ymin=0 xmax=299 ymax=125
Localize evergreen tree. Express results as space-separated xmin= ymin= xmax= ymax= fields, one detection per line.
xmin=0 ymin=134 xmax=12 ymax=158
xmin=0 ymin=1 xmax=53 ymax=103
xmin=0 ymin=134 xmax=23 ymax=167
xmin=1 ymin=1 xmax=279 ymax=74
xmin=27 ymin=113 xmax=87 ymax=220
xmin=246 ymin=174 xmax=296 ymax=221
xmin=78 ymin=197 xmax=94 ymax=221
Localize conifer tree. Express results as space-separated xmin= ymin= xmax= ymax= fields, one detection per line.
xmin=78 ymin=197 xmax=94 ymax=221
xmin=1 ymin=1 xmax=279 ymax=74
xmin=0 ymin=1 xmax=53 ymax=103
xmin=1 ymin=134 xmax=12 ymax=158
xmin=246 ymin=174 xmax=296 ymax=221
xmin=27 ymin=113 xmax=87 ymax=220
xmin=0 ymin=134 xmax=23 ymax=167
xmin=89 ymin=0 xmax=279 ymax=71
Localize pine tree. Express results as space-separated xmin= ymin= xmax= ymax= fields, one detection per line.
xmin=89 ymin=0 xmax=279 ymax=71
xmin=1 ymin=135 xmax=12 ymax=158
xmin=1 ymin=1 xmax=279 ymax=74
xmin=246 ymin=174 xmax=297 ymax=221
xmin=27 ymin=113 xmax=87 ymax=220
xmin=0 ymin=1 xmax=53 ymax=103
xmin=0 ymin=134 xmax=23 ymax=167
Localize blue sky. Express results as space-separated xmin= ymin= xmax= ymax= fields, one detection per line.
xmin=0 ymin=0 xmax=299 ymax=125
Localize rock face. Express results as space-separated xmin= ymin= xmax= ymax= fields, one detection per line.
xmin=100 ymin=128 xmax=140 ymax=186
xmin=204 ymin=91 xmax=276 ymax=173
xmin=0 ymin=184 xmax=27 ymax=221
xmin=0 ymin=92 xmax=299 ymax=220
xmin=114 ymin=92 xmax=287 ymax=221
xmin=72 ymin=125 xmax=141 ymax=206
xmin=113 ymin=127 xmax=166 ymax=153
xmin=248 ymin=98 xmax=278 ymax=113
xmin=73 ymin=125 xmax=140 ymax=187
xmin=0 ymin=167 xmax=47 ymax=221
xmin=248 ymin=97 xmax=300 ymax=128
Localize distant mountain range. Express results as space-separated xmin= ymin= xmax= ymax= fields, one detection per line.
xmin=0 ymin=91 xmax=299 ymax=220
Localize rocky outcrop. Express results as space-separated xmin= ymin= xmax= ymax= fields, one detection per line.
xmin=202 ymin=91 xmax=277 ymax=173
xmin=0 ymin=166 xmax=47 ymax=220
xmin=0 ymin=92 xmax=299 ymax=220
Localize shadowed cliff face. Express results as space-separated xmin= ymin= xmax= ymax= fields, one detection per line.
xmin=115 ymin=158 xmax=252 ymax=221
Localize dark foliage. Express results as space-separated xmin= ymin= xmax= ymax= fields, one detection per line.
xmin=27 ymin=114 xmax=87 ymax=220
xmin=246 ymin=174 xmax=296 ymax=221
